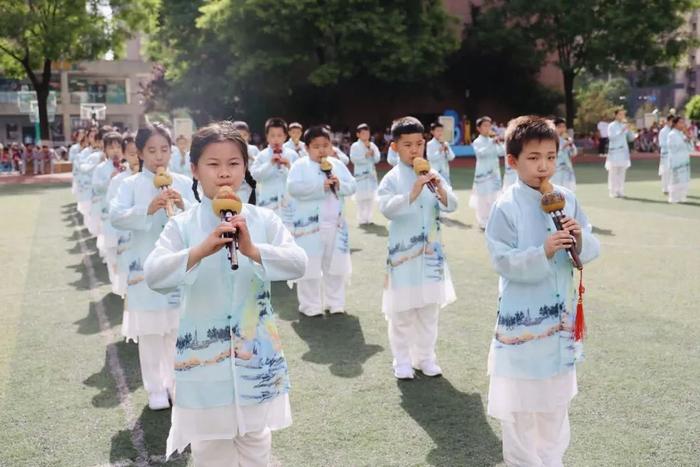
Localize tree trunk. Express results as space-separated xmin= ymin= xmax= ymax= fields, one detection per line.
xmin=37 ymin=59 xmax=53 ymax=142
xmin=563 ymin=68 xmax=576 ymax=128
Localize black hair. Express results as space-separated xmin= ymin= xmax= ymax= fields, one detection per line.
xmin=614 ymin=108 xmax=625 ymax=116
xmin=430 ymin=122 xmax=443 ymax=131
xmin=232 ymin=121 xmax=250 ymax=132
xmin=671 ymin=115 xmax=685 ymax=127
xmin=476 ymin=116 xmax=492 ymax=128
xmin=121 ymin=134 xmax=136 ymax=153
xmin=103 ymin=131 xmax=123 ymax=148
xmin=391 ymin=116 xmax=424 ymax=140
xmin=189 ymin=121 xmax=256 ymax=204
xmin=553 ymin=117 xmax=566 ymax=126
xmin=264 ymin=117 xmax=288 ymax=136
xmin=666 ymin=114 xmax=675 ymax=121
xmin=356 ymin=123 xmax=370 ymax=132
xmin=135 ymin=122 xmax=172 ymax=151
xmin=505 ymin=115 xmax=559 ymax=158
xmin=302 ymin=125 xmax=332 ymax=146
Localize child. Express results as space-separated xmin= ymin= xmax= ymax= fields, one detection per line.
xmin=169 ymin=134 xmax=192 ymax=178
xmin=377 ymin=117 xmax=457 ymax=379
xmin=666 ymin=115 xmax=692 ymax=203
xmin=144 ymin=121 xmax=307 ymax=465
xmin=250 ymin=118 xmax=298 ymax=219
xmin=232 ymin=121 xmax=259 ymax=202
xmin=75 ymin=128 xmax=100 ymax=217
xmin=283 ymin=122 xmax=308 ymax=157
xmin=470 ymin=116 xmax=503 ymax=229
xmin=91 ymin=131 xmax=124 ymax=264
xmin=426 ymin=122 xmax=456 ymax=185
xmin=551 ymin=118 xmax=577 ymax=191
xmin=605 ymin=108 xmax=634 ymax=198
xmin=80 ymin=128 xmax=107 ymax=236
xmin=349 ymin=123 xmax=381 ymax=225
xmin=658 ymin=115 xmax=673 ymax=194
xmin=110 ymin=122 xmax=197 ymax=410
xmin=70 ymin=128 xmax=87 ymax=195
xmin=325 ymin=125 xmax=350 ymax=165
xmin=287 ymin=125 xmax=356 ymax=316
xmin=485 ymin=116 xmax=600 ymax=466
xmin=104 ymin=135 xmax=140 ymax=297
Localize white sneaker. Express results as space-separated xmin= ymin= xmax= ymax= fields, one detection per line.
xmin=417 ymin=360 xmax=443 ymax=377
xmin=148 ymin=391 xmax=170 ymax=411
xmin=394 ymin=364 xmax=415 ymax=380
xmin=329 ymin=308 xmax=345 ymax=315
xmin=299 ymin=309 xmax=324 ymax=317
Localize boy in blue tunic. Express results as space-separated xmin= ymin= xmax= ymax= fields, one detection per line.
xmin=485 ymin=116 xmax=600 ymax=466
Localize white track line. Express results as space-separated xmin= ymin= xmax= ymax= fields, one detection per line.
xmin=73 ymin=214 xmax=150 ymax=467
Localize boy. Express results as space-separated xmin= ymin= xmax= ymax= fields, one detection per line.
xmin=250 ymin=118 xmax=298 ymax=218
xmin=426 ymin=122 xmax=456 ymax=185
xmin=284 ymin=122 xmax=308 ymax=157
xmin=349 ymin=123 xmax=381 ymax=225
xmin=470 ymin=116 xmax=503 ymax=229
xmin=551 ymin=118 xmax=577 ymax=191
xmin=605 ymin=108 xmax=635 ymax=198
xmin=287 ymin=125 xmax=356 ymax=316
xmin=377 ymin=116 xmax=458 ymax=379
xmin=485 ymin=116 xmax=600 ymax=466
xmin=658 ymin=114 xmax=673 ymax=194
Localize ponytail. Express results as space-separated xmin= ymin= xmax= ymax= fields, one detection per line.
xmin=245 ymin=170 xmax=257 ymax=205
xmin=192 ymin=178 xmax=201 ymax=203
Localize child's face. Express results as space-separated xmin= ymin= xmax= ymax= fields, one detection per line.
xmin=478 ymin=122 xmax=492 ymax=136
xmin=124 ymin=143 xmax=139 ymax=171
xmin=306 ymin=136 xmax=332 ymax=162
xmin=393 ymin=133 xmax=425 ymax=166
xmin=105 ymin=141 xmax=122 ymax=159
xmin=675 ymin=118 xmax=687 ymax=131
xmin=289 ymin=128 xmax=302 ymax=142
xmin=432 ymin=127 xmax=444 ymax=141
xmin=509 ymin=139 xmax=557 ymax=189
xmin=176 ymin=137 xmax=189 ymax=154
xmin=615 ymin=110 xmax=626 ymax=122
xmin=357 ymin=129 xmax=370 ymax=142
xmin=555 ymin=123 xmax=567 ymax=136
xmin=139 ymin=134 xmax=172 ymax=173
xmin=192 ymin=141 xmax=246 ymax=199
xmin=266 ymin=127 xmax=287 ymax=147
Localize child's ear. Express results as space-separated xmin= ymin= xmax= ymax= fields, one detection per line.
xmin=507 ymin=154 xmax=517 ymax=168
xmin=390 ymin=141 xmax=397 ymax=151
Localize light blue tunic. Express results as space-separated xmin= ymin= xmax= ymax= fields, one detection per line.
xmin=471 ymin=135 xmax=503 ymax=195
xmin=144 ymin=200 xmax=307 ymax=409
xmin=250 ymin=146 xmax=298 ymax=219
xmin=658 ymin=125 xmax=671 ymax=176
xmin=426 ymin=137 xmax=456 ymax=185
xmin=551 ymin=136 xmax=577 ymax=191
xmin=667 ymin=129 xmax=692 ymax=187
xmin=349 ymin=140 xmax=380 ymax=200
xmin=377 ymin=162 xmax=458 ymax=314
xmin=606 ymin=121 xmax=632 ymax=169
xmin=485 ymin=179 xmax=600 ymax=380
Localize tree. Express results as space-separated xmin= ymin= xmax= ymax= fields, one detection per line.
xmin=475 ymin=0 xmax=696 ymax=127
xmin=147 ymin=0 xmax=460 ymax=124
xmin=685 ymin=95 xmax=700 ymax=121
xmin=0 ymin=0 xmax=157 ymax=141
xmin=574 ymin=76 xmax=629 ymax=134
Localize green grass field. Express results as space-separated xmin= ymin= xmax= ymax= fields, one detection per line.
xmin=0 ymin=160 xmax=698 ymax=467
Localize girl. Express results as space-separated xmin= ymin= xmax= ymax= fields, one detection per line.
xmin=666 ymin=116 xmax=692 ymax=203
xmin=470 ymin=116 xmax=504 ymax=229
xmin=349 ymin=123 xmax=381 ymax=225
xmin=605 ymin=108 xmax=635 ymax=198
xmin=91 ymin=132 xmax=124 ymax=264
xmin=250 ymin=118 xmax=298 ymax=220
xmin=287 ymin=125 xmax=356 ymax=316
xmin=75 ymin=127 xmax=99 ymax=217
xmin=551 ymin=118 xmax=577 ymax=191
xmin=144 ymin=121 xmax=307 ymax=466
xmin=110 ymin=123 xmax=196 ymax=410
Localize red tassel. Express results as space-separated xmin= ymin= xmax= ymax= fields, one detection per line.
xmin=573 ymin=270 xmax=586 ymax=341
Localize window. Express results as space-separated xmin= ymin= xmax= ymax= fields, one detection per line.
xmin=68 ymin=76 xmax=128 ymax=104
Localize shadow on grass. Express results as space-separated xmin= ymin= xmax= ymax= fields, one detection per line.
xmin=83 ymin=340 xmax=142 ymax=408
xmin=441 ymin=216 xmax=472 ymax=230
xmin=398 ymin=377 xmax=502 ymax=466
xmin=291 ymin=313 xmax=383 ymax=378
xmin=109 ymin=405 xmax=191 ymax=466
xmin=592 ymin=226 xmax=615 ymax=236
xmin=65 ymin=250 xmax=111 ymax=290
xmin=359 ymin=223 xmax=389 ymax=237
xmin=73 ymin=292 xmax=124 ymax=335
xmin=622 ymin=196 xmax=700 ymax=207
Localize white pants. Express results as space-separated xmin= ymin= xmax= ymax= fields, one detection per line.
xmin=660 ymin=168 xmax=670 ymax=193
xmin=33 ymin=159 xmax=44 ymax=175
xmin=296 ymin=226 xmax=347 ymax=314
xmin=356 ymin=198 xmax=374 ymax=224
xmin=501 ymin=407 xmax=570 ymax=467
xmin=386 ymin=304 xmax=439 ymax=368
xmin=190 ymin=429 xmax=271 ymax=467
xmin=471 ymin=192 xmax=499 ymax=229
xmin=607 ymin=167 xmax=627 ymax=197
xmin=668 ymin=183 xmax=689 ymax=203
xmin=138 ymin=331 xmax=176 ymax=395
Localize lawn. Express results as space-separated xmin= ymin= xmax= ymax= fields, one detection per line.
xmin=0 ymin=159 xmax=698 ymax=466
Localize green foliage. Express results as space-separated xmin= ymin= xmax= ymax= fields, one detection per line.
xmin=147 ymin=0 xmax=460 ymax=124
xmin=574 ymin=77 xmax=629 ymax=133
xmin=684 ymin=95 xmax=700 ymax=121
xmin=0 ymin=0 xmax=157 ymax=139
